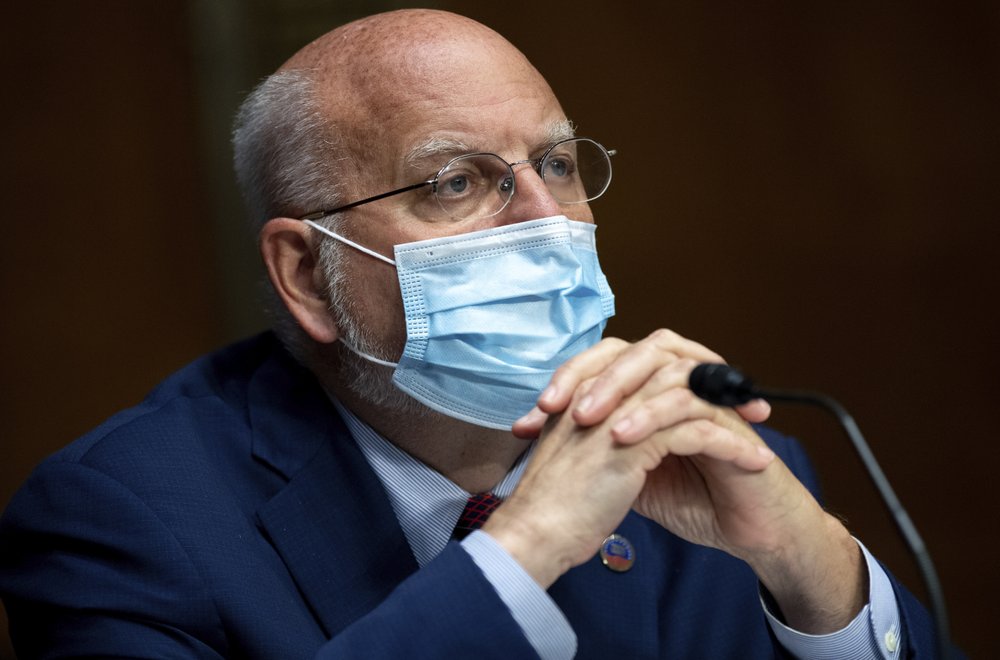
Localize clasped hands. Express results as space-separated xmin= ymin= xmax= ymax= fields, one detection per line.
xmin=483 ymin=329 xmax=866 ymax=634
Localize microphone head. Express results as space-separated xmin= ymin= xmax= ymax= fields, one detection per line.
xmin=688 ymin=363 xmax=757 ymax=406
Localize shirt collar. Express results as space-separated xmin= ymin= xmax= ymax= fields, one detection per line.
xmin=331 ymin=398 xmax=533 ymax=566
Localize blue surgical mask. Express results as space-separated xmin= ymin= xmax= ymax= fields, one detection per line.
xmin=305 ymin=215 xmax=615 ymax=430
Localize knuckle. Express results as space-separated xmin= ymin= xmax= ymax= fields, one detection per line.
xmin=674 ymin=387 xmax=699 ymax=411
xmin=592 ymin=368 xmax=632 ymax=400
xmin=675 ymin=357 xmax=699 ymax=373
xmin=602 ymin=336 xmax=629 ymax=351
xmin=648 ymin=365 xmax=675 ymax=389
xmin=553 ymin=336 xmax=628 ymax=381
xmin=551 ymin=357 xmax=582 ymax=382
xmin=689 ymin=418 xmax=713 ymax=436
xmin=691 ymin=418 xmax=728 ymax=443
xmin=576 ymin=376 xmax=600 ymax=398
xmin=634 ymin=338 xmax=670 ymax=365
xmin=648 ymin=328 xmax=679 ymax=345
xmin=640 ymin=329 xmax=691 ymax=364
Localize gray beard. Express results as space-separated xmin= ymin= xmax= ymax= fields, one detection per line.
xmin=321 ymin=241 xmax=431 ymax=418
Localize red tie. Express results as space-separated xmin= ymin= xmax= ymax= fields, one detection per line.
xmin=453 ymin=492 xmax=503 ymax=540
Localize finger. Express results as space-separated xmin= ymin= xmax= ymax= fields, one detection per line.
xmin=642 ymin=418 xmax=775 ymax=472
xmin=605 ymin=358 xmax=770 ymax=441
xmin=570 ymin=329 xmax=725 ymax=426
xmin=736 ymin=398 xmax=771 ymax=423
xmin=529 ymin=377 xmax=603 ymax=454
xmin=537 ymin=337 xmax=630 ymax=413
xmin=512 ymin=406 xmax=548 ymax=439
xmin=610 ymin=386 xmax=714 ymax=445
xmin=608 ymin=361 xmax=758 ymax=444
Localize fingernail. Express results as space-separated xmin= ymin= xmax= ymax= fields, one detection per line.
xmin=539 ymin=385 xmax=558 ymax=405
xmin=612 ymin=417 xmax=632 ymax=436
xmin=757 ymin=446 xmax=775 ymax=461
xmin=518 ymin=406 xmax=542 ymax=423
xmin=576 ymin=395 xmax=594 ymax=414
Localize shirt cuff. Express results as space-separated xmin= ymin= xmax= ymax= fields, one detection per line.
xmin=461 ymin=530 xmax=577 ymax=660
xmin=763 ymin=538 xmax=902 ymax=660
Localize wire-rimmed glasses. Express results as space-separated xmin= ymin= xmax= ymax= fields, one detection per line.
xmin=299 ymin=137 xmax=615 ymax=222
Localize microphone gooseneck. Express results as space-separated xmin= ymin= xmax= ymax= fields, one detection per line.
xmin=689 ymin=363 xmax=952 ymax=660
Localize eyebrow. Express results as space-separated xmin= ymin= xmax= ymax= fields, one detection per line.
xmin=403 ymin=119 xmax=580 ymax=174
xmin=545 ymin=119 xmax=577 ymax=144
xmin=404 ymin=137 xmax=474 ymax=173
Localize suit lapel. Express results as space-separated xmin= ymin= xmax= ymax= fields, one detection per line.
xmin=248 ymin=347 xmax=418 ymax=638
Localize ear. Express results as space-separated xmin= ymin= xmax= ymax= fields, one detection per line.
xmin=259 ymin=218 xmax=339 ymax=344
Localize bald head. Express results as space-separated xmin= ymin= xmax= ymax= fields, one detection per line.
xmin=283 ymin=10 xmax=510 ymax=73
xmin=282 ymin=10 xmax=541 ymax=102
xmin=279 ymin=10 xmax=560 ymax=163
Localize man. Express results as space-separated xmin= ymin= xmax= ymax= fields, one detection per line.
xmin=0 ymin=9 xmax=940 ymax=659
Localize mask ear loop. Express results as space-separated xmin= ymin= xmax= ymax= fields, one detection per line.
xmin=338 ymin=337 xmax=399 ymax=368
xmin=303 ymin=220 xmax=397 ymax=266
xmin=302 ymin=220 xmax=400 ymax=367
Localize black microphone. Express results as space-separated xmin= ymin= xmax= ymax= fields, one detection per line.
xmin=688 ymin=362 xmax=758 ymax=406
xmin=689 ymin=363 xmax=952 ymax=660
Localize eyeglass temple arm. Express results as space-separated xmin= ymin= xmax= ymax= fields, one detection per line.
xmin=299 ymin=180 xmax=433 ymax=221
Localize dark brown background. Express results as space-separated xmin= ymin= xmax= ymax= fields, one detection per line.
xmin=2 ymin=2 xmax=996 ymax=657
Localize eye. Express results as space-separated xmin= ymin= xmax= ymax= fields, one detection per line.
xmin=542 ymin=154 xmax=576 ymax=181
xmin=429 ymin=154 xmax=514 ymax=220
xmin=546 ymin=158 xmax=569 ymax=177
xmin=446 ymin=174 xmax=469 ymax=194
xmin=435 ymin=156 xmax=492 ymax=200
xmin=436 ymin=170 xmax=479 ymax=199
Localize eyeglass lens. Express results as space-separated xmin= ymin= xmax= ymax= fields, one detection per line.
xmin=433 ymin=138 xmax=611 ymax=220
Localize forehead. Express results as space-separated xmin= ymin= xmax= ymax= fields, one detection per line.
xmin=331 ymin=28 xmax=568 ymax=181
xmin=404 ymin=119 xmax=576 ymax=171
xmin=385 ymin=85 xmax=567 ymax=182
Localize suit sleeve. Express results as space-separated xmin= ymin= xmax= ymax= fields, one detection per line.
xmin=312 ymin=543 xmax=539 ymax=660
xmin=0 ymin=461 xmax=227 ymax=658
xmin=0 ymin=460 xmax=539 ymax=659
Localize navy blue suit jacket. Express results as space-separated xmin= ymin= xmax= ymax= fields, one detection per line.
xmin=0 ymin=333 xmax=940 ymax=658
